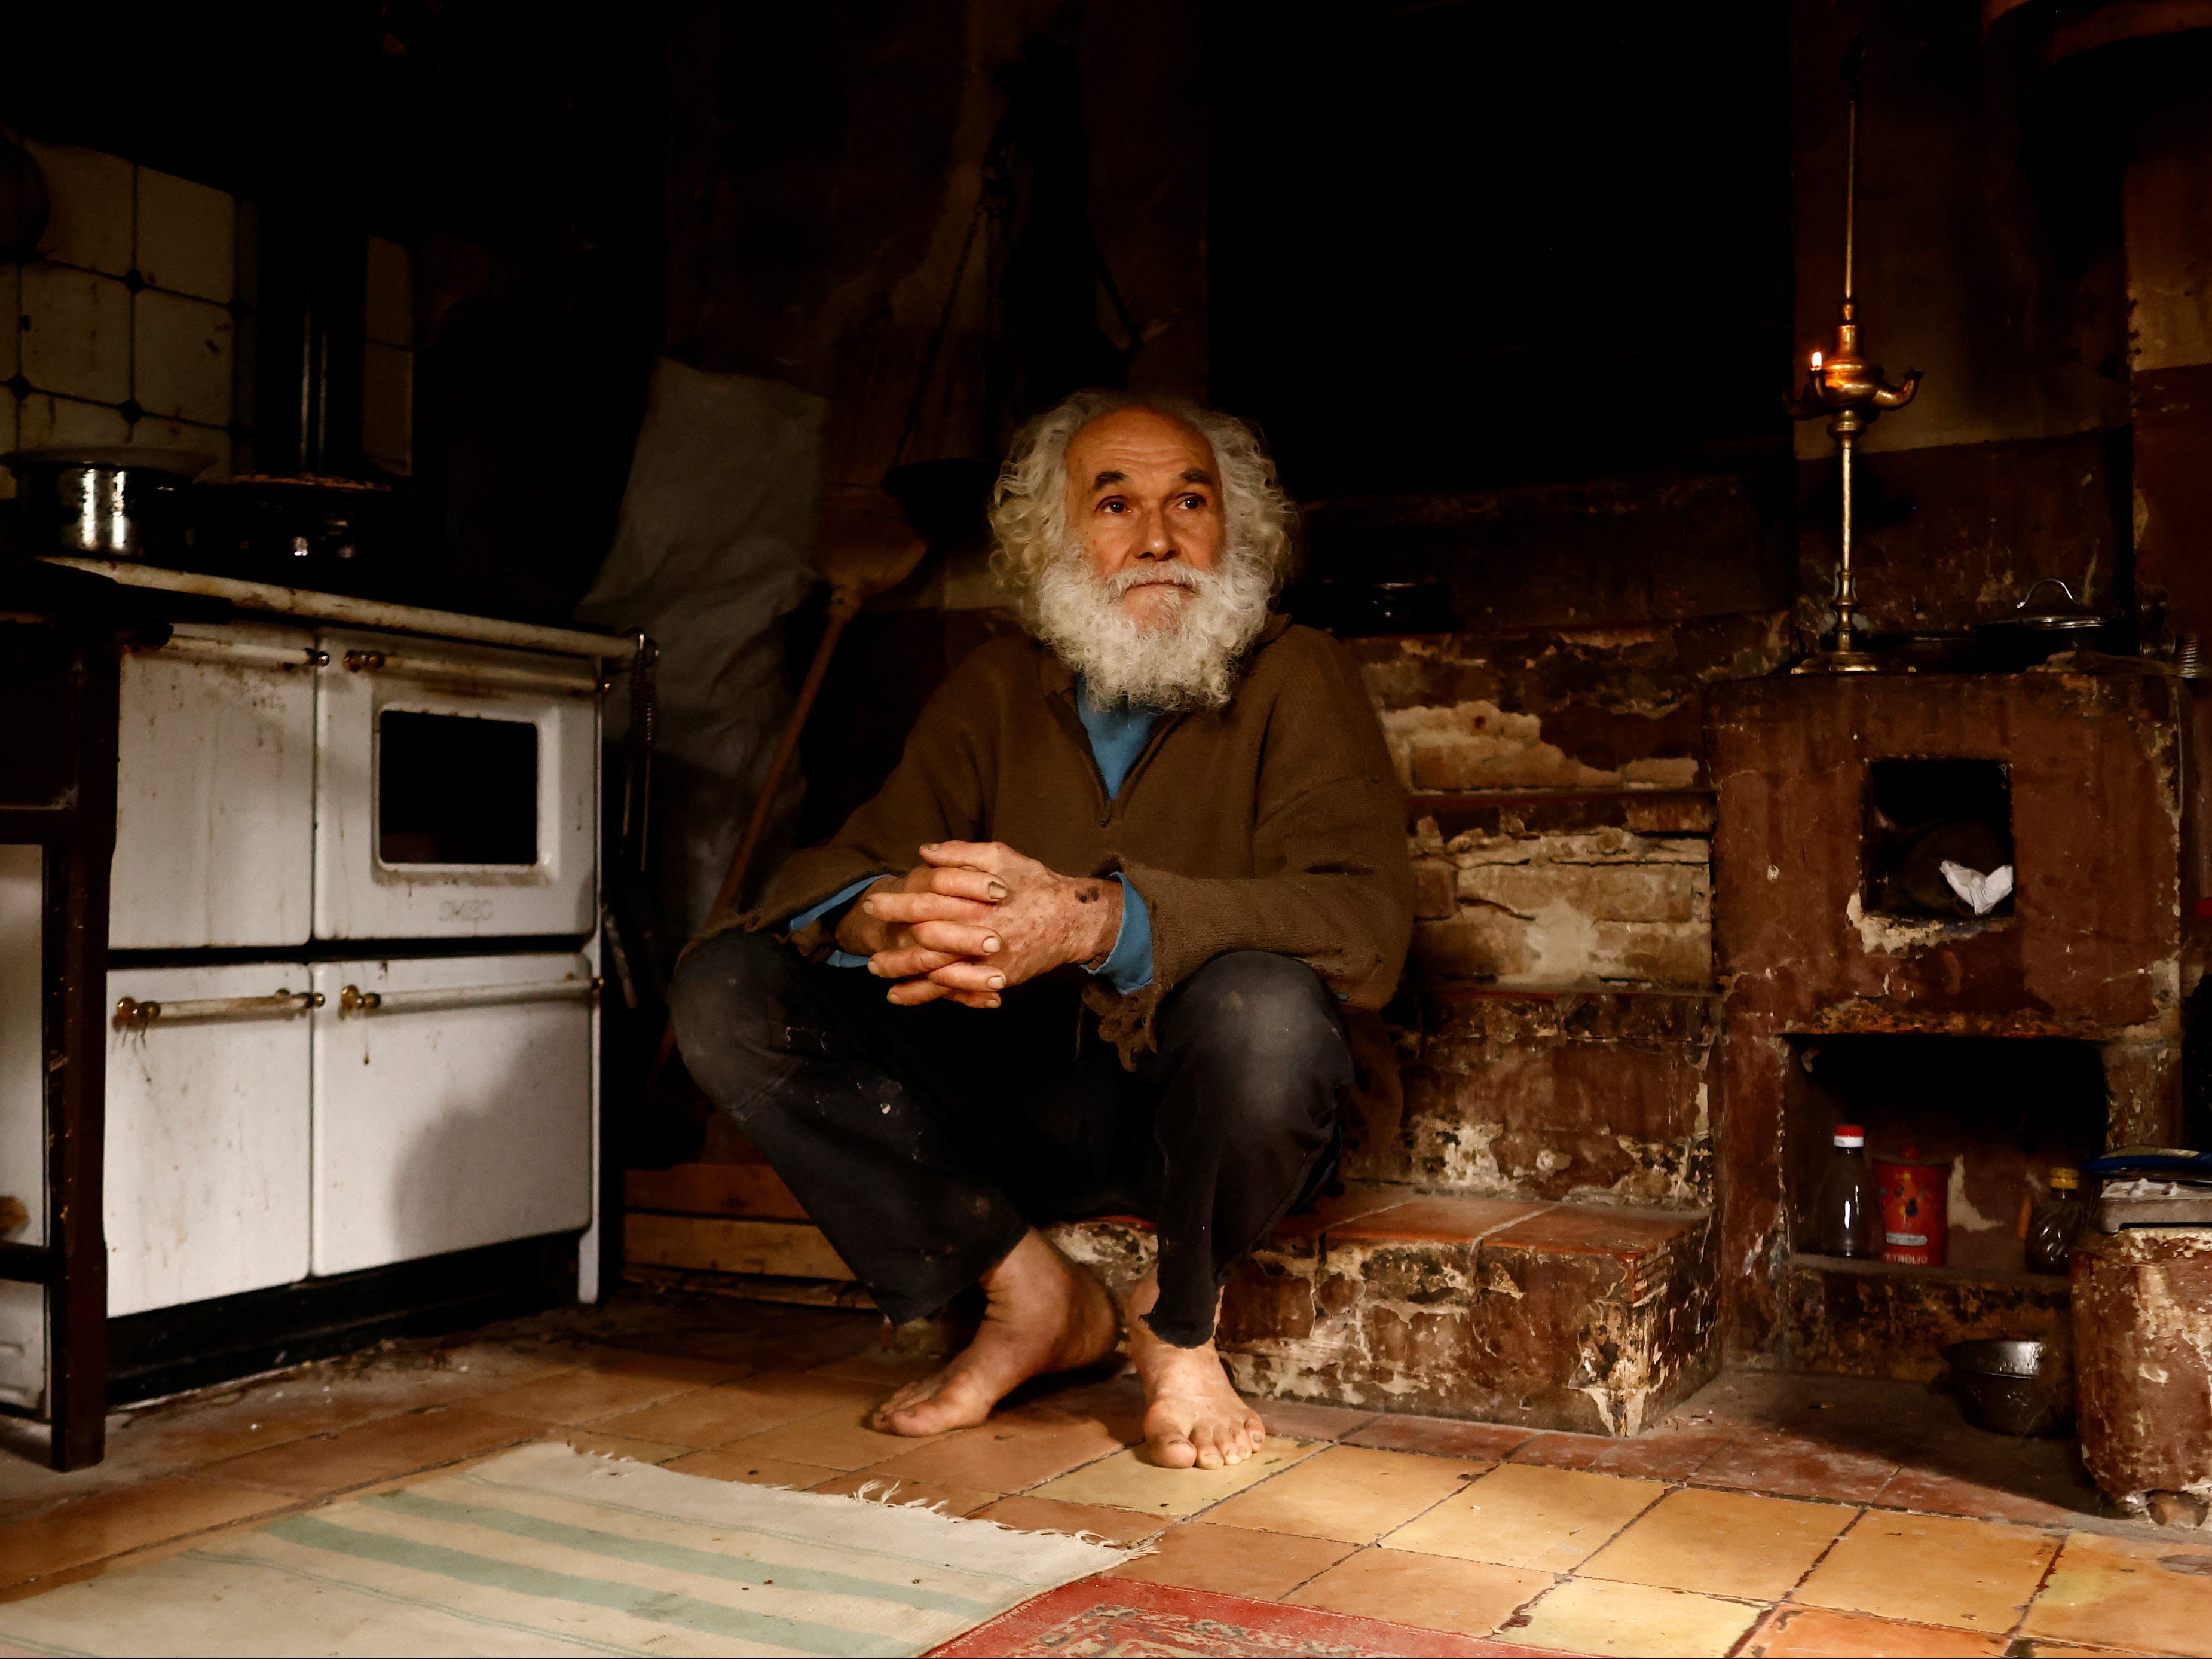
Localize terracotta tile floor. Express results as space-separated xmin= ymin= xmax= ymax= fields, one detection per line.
xmin=0 ymin=1290 xmax=2205 ymax=1657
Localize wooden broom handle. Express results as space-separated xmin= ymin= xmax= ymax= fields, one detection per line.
xmin=647 ymin=581 xmax=865 ymax=1086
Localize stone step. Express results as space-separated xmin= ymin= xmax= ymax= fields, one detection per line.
xmin=1049 ymin=1186 xmax=1717 ymax=1440
xmin=1362 ymin=987 xmax=1715 ymax=1207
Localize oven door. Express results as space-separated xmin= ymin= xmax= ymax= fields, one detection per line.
xmin=113 ymin=621 xmax=318 ymax=949
xmin=313 ymin=630 xmax=598 ymax=941
xmin=104 ymin=964 xmax=314 ymax=1316
xmin=310 ymin=952 xmax=595 ymax=1275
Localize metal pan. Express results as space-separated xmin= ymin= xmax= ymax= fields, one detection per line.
xmin=2 ymin=446 xmax=214 ymax=560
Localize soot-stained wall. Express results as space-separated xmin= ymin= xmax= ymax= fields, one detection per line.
xmin=662 ymin=0 xmax=1208 ymax=497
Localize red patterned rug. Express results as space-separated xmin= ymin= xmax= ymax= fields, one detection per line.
xmin=926 ymin=1577 xmax=1564 ymax=1658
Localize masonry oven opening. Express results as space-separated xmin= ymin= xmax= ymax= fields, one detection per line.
xmin=1862 ymin=757 xmax=2013 ymax=922
xmin=377 ymin=709 xmax=540 ymax=866
xmin=1786 ymin=1034 xmax=2104 ymax=1275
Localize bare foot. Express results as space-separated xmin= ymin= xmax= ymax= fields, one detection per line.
xmin=1125 ymin=1266 xmax=1266 ymax=1469
xmin=868 ymin=1229 xmax=1118 ymax=1437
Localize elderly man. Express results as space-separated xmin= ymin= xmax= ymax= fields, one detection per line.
xmin=671 ymin=390 xmax=1412 ymax=1470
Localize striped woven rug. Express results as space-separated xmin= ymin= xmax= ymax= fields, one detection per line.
xmin=0 ymin=1443 xmax=1132 ymax=1657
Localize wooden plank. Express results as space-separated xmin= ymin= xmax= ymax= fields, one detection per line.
xmin=623 ymin=1214 xmax=856 ymax=1281
xmin=47 ymin=638 xmax=118 ymax=1470
xmin=624 ymin=1161 xmax=807 ymax=1220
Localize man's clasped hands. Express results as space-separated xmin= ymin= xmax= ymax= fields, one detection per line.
xmin=833 ymin=841 xmax=1125 ymax=1008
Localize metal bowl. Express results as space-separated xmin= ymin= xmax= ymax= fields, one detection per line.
xmin=1944 ymin=1338 xmax=2073 ymax=1437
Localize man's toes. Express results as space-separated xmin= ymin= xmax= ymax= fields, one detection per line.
xmin=1153 ymin=1432 xmax=1198 ymax=1469
xmin=1194 ymin=1440 xmax=1225 ymax=1470
xmin=880 ymin=1376 xmax=937 ymax=1410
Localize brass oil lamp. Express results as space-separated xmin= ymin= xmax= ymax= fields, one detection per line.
xmin=1790 ymin=45 xmax=1921 ymax=675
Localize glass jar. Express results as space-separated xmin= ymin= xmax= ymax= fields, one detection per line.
xmin=2025 ymin=1167 xmax=2086 ymax=1276
xmin=1812 ymin=1125 xmax=1880 ymax=1257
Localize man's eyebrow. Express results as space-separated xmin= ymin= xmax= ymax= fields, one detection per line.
xmin=1090 ymin=469 xmax=1127 ymax=489
xmin=1180 ymin=468 xmax=1216 ymax=485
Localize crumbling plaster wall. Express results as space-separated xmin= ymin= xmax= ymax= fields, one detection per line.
xmin=1315 ymin=619 xmax=1791 ymax=1216
xmin=1351 ymin=616 xmax=1788 ymax=999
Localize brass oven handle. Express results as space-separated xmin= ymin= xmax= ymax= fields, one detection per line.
xmin=115 ymin=991 xmax=324 ymax=1026
xmin=336 ymin=978 xmax=601 ymax=1017
xmin=133 ymin=636 xmax=329 ymax=670
xmin=339 ymin=649 xmax=597 ymax=696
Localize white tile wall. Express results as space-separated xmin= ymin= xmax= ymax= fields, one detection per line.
xmin=5 ymin=142 xmax=247 ymax=478
xmin=134 ymin=287 xmax=232 ymax=427
xmin=24 ymin=141 xmax=131 ymax=276
xmin=136 ymin=167 xmax=235 ymax=304
xmin=18 ymin=394 xmax=131 ymax=448
xmin=0 ymin=143 xmax=447 ymax=494
xmin=19 ymin=264 xmax=131 ymax=404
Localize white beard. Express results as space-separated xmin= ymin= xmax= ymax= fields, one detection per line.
xmin=1029 ymin=549 xmax=1276 ymax=711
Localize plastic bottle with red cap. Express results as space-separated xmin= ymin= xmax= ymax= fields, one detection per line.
xmin=1812 ymin=1123 xmax=1880 ymax=1258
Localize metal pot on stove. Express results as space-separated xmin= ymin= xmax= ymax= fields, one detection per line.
xmin=1976 ymin=578 xmax=2125 ymax=669
xmin=1 ymin=446 xmax=213 ymax=560
xmin=182 ymin=473 xmax=419 ymax=598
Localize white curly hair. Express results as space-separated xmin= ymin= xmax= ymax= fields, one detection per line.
xmin=987 ymin=390 xmax=1297 ymax=709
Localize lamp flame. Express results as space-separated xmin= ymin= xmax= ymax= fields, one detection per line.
xmin=1810 ymin=351 xmax=1824 ymax=371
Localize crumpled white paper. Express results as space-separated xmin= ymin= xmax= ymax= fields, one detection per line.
xmin=1941 ymin=860 xmax=2015 ymax=916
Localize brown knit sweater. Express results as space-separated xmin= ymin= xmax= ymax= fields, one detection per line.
xmin=735 ymin=615 xmax=1415 ymax=1061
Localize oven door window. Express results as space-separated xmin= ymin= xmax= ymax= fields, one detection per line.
xmin=377 ymin=710 xmax=539 ymax=866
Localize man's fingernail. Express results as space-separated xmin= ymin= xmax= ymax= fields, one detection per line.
xmin=987 ymin=996 xmax=1001 ymax=1008
xmin=983 ymin=936 xmax=1001 ymax=952
xmin=988 ymin=881 xmax=1008 ymax=899
xmin=987 ymin=973 xmax=1005 ymax=988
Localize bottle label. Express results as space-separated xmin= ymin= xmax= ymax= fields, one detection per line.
xmin=1885 ymin=1231 xmax=1928 ymax=1247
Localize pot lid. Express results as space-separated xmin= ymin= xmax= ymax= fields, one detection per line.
xmin=1 ymin=445 xmax=215 ymax=478
xmin=2006 ymin=577 xmax=2104 ymax=631
xmin=202 ymin=472 xmax=393 ymax=494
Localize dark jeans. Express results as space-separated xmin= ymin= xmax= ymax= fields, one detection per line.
xmin=668 ymin=932 xmax=1351 ymax=1346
